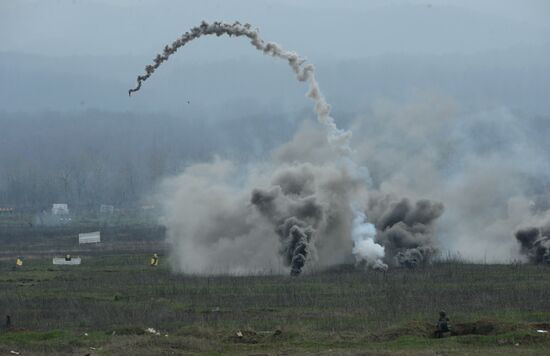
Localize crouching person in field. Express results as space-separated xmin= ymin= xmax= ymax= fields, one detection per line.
xmin=434 ymin=311 xmax=451 ymax=338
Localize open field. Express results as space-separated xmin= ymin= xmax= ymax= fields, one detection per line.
xmin=0 ymin=212 xmax=164 ymax=258
xmin=1 ymin=223 xmax=550 ymax=355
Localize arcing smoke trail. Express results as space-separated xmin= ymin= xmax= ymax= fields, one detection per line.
xmin=130 ymin=20 xmax=385 ymax=274
xmin=129 ymin=20 xmax=350 ymax=151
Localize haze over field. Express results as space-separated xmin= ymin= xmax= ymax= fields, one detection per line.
xmin=1 ymin=0 xmax=550 ymax=272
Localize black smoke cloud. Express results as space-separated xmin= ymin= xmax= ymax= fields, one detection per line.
xmin=515 ymin=224 xmax=550 ymax=264
xmin=277 ymin=217 xmax=315 ymax=276
xmin=250 ymin=185 xmax=323 ymax=276
xmin=367 ymin=194 xmax=444 ymax=267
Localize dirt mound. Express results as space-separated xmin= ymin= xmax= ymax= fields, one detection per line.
xmin=371 ymin=321 xmax=434 ymax=341
xmin=227 ymin=329 xmax=283 ymax=344
xmin=372 ymin=319 xmax=525 ymax=341
xmin=532 ymin=322 xmax=550 ymax=331
xmin=1 ymin=327 xmax=28 ymax=333
xmin=451 ymin=319 xmax=517 ymax=336
xmin=107 ymin=326 xmax=146 ymax=335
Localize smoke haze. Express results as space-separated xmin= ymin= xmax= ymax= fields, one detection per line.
xmin=2 ymin=2 xmax=549 ymax=273
xmin=139 ymin=18 xmax=550 ymax=273
xmin=352 ymin=94 xmax=550 ymax=263
xmin=157 ymin=154 xmax=372 ymax=274
xmin=157 ymin=90 xmax=550 ymax=274
xmin=134 ymin=20 xmax=390 ymax=275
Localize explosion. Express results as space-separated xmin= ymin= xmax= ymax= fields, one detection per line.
xmin=130 ymin=20 xmax=451 ymax=275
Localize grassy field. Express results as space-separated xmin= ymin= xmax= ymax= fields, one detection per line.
xmin=1 ymin=221 xmax=550 ymax=355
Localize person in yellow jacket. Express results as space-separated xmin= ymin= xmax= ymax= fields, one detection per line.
xmin=150 ymin=253 xmax=159 ymax=267
xmin=15 ymin=257 xmax=23 ymax=269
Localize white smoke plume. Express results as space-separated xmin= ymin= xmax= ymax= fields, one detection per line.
xmin=351 ymin=210 xmax=387 ymax=271
xmin=132 ymin=21 xmax=387 ymax=275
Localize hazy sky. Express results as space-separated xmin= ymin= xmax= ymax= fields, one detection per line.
xmin=1 ymin=0 xmax=549 ymax=59
xmin=1 ymin=0 xmax=549 ymax=114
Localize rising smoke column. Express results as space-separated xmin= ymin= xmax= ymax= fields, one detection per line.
xmin=131 ymin=20 xmax=386 ymax=274
xmin=277 ymin=217 xmax=315 ymax=276
xmin=250 ymin=185 xmax=323 ymax=276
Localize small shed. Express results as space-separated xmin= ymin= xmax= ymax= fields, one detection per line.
xmin=52 ymin=203 xmax=69 ymax=215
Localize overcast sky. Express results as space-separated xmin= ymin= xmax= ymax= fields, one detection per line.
xmin=1 ymin=0 xmax=549 ymax=114
xmin=1 ymin=0 xmax=549 ymax=59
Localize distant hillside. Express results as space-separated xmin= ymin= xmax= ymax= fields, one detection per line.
xmin=1 ymin=45 xmax=549 ymax=115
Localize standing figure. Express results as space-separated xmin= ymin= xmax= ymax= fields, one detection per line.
xmin=12 ymin=257 xmax=24 ymax=270
xmin=150 ymin=253 xmax=159 ymax=267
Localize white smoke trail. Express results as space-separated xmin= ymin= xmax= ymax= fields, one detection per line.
xmin=129 ymin=20 xmax=351 ymax=153
xmin=131 ymin=20 xmax=386 ymax=272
